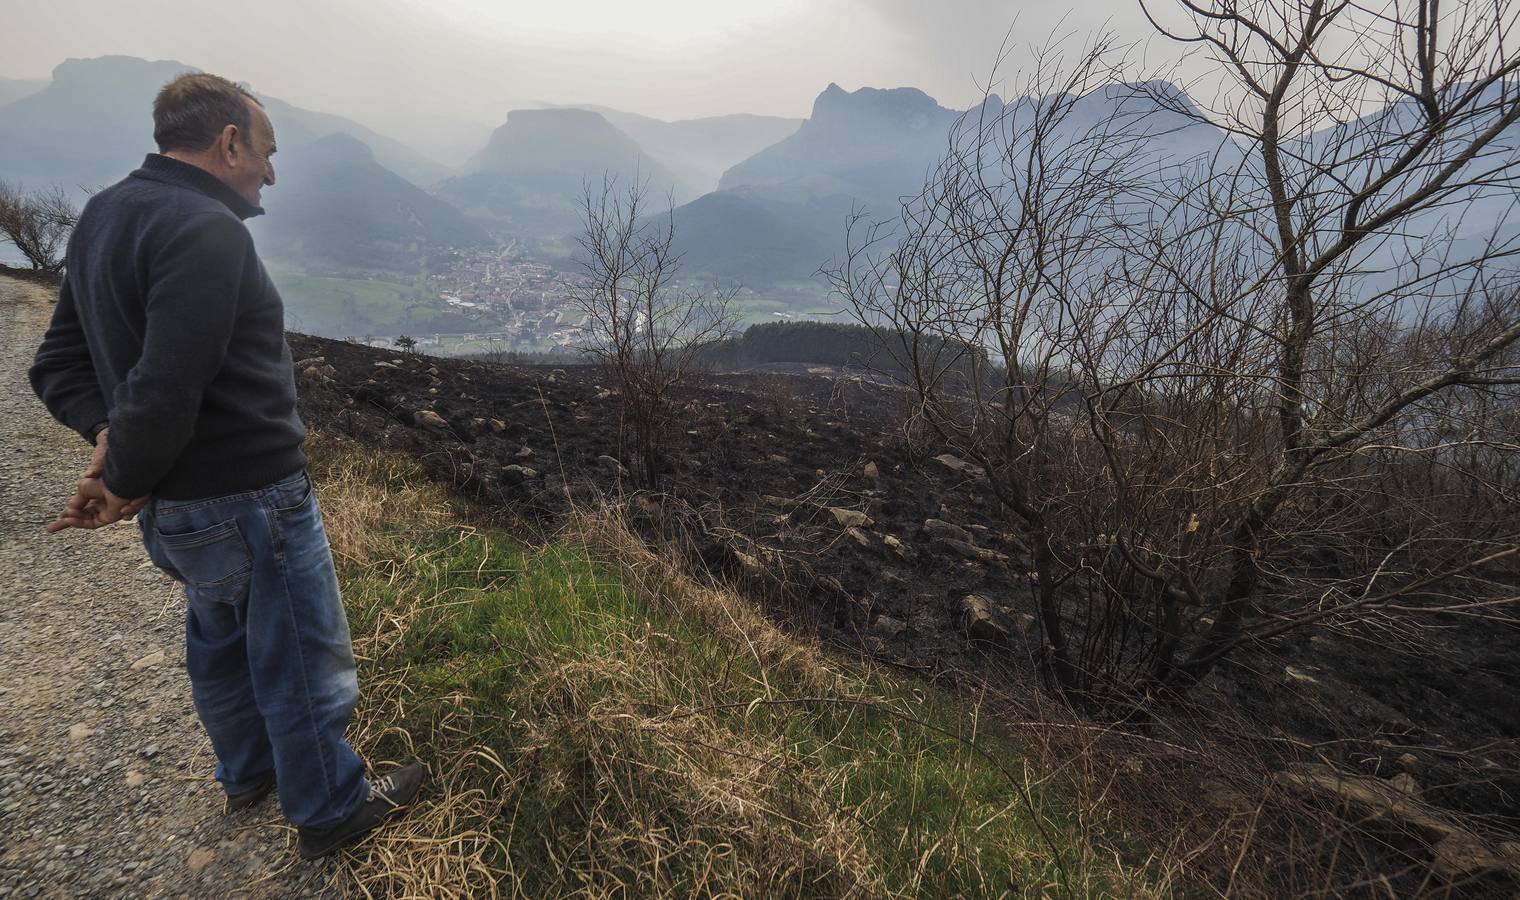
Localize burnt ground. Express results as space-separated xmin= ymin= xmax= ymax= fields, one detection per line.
xmin=289 ymin=333 xmax=1520 ymax=875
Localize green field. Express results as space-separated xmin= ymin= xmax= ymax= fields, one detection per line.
xmin=273 ymin=271 xmax=486 ymax=338
xmin=732 ymin=295 xmax=850 ymax=325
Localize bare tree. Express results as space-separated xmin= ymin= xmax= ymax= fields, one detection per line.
xmin=571 ymin=175 xmax=738 ymax=490
xmin=0 ymin=182 xmax=77 ymax=273
xmin=1122 ymin=0 xmax=1520 ymax=692
xmin=830 ymin=8 xmax=1520 ymax=707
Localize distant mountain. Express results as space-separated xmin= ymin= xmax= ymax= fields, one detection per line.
xmin=720 ymin=84 xmax=959 ymax=200
xmin=255 ymin=96 xmax=451 ymax=188
xmin=668 ymin=83 xmax=973 ymax=285
xmin=550 ymin=104 xmax=801 ymax=194
xmin=0 ymin=76 xmax=46 ymax=107
xmin=669 ymin=187 xmax=847 ymax=285
xmin=0 ymin=56 xmax=447 ymax=195
xmin=675 ymin=81 xmax=1227 ymax=288
xmin=439 ymin=107 xmax=696 ymax=235
xmin=249 ymin=132 xmax=487 ymax=272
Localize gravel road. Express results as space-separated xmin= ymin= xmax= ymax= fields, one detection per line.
xmin=0 ymin=275 xmax=339 ymax=898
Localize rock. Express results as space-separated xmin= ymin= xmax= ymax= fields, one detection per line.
xmin=1283 ymin=665 xmax=1321 ymax=685
xmin=933 ymin=453 xmax=985 ymax=477
xmin=515 ymin=446 xmax=535 ymax=459
xmin=501 ymin=465 xmax=538 ymax=484
xmin=293 ymin=356 xmax=326 ymax=368
xmin=488 ymin=418 xmax=507 ymax=434
xmin=124 ymin=771 xmax=146 ymax=788
xmin=141 ymin=745 xmax=160 ymax=759
xmin=1431 ymin=832 xmax=1520 ymax=880
xmin=863 ymin=461 xmax=880 ymax=478
xmin=872 ymin=615 xmax=907 ymax=639
xmin=882 ymin=534 xmax=911 ymax=559
xmin=129 ymin=650 xmax=165 ymax=671
xmin=1396 ymin=752 xmax=1419 ymax=770
xmin=845 ymin=527 xmax=872 ymax=547
xmin=413 ymin=409 xmax=449 ymax=431
xmin=1009 ymin=612 xmax=1038 ymax=636
xmin=733 ymin=550 xmax=766 ymax=574
xmin=941 ymin=538 xmax=1009 ymax=564
xmin=66 ymin=723 xmax=92 ymax=742
xmin=373 ymin=360 xmax=398 ymax=369
xmin=830 ymin=507 xmax=874 ymax=528
xmin=186 ymin=847 xmax=215 ymax=873
xmin=961 ymin=594 xmax=1008 ymax=644
xmin=1278 ymin=764 xmax=1451 ymax=842
xmin=923 ymin=518 xmax=974 ymax=543
xmin=1387 ymin=772 xmax=1420 ymax=798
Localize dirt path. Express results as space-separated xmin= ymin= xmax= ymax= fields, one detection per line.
xmin=0 ymin=275 xmax=338 ymax=898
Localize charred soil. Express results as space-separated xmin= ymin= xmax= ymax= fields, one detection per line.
xmin=290 ymin=332 xmax=1520 ymax=891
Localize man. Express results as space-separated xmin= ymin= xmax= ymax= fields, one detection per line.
xmin=28 ymin=72 xmax=424 ymax=860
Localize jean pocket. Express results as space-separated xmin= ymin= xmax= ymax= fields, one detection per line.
xmin=270 ymin=472 xmax=314 ymax=515
xmin=153 ymin=519 xmax=254 ymax=604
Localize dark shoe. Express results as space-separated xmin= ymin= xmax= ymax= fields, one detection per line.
xmin=225 ymin=773 xmax=276 ymax=813
xmin=296 ymin=762 xmax=427 ymax=860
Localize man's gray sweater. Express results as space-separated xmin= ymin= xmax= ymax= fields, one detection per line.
xmin=30 ymin=153 xmax=307 ymax=501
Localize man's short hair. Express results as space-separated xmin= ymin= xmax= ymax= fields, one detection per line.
xmin=152 ymin=73 xmax=263 ymax=153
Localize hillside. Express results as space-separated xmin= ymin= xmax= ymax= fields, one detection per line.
xmin=303 ymin=432 xmax=1179 ymax=895
xmin=439 ymin=108 xmax=695 ymax=236
xmin=248 ymin=132 xmax=486 ymax=272
xmin=0 ymin=76 xmax=46 ymax=107
xmin=285 ymin=329 xmax=1520 ymax=895
xmin=720 ymin=83 xmax=961 ymax=198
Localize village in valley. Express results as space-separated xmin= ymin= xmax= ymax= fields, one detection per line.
xmin=351 ymin=241 xmax=585 ymax=356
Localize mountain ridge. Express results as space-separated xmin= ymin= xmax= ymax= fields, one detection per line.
xmin=0 ymin=55 xmax=449 ymax=193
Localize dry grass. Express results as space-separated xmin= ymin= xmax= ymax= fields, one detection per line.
xmin=301 ymin=433 xmax=1180 ymax=898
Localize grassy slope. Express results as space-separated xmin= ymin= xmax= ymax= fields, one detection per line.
xmin=308 ymin=435 xmax=1173 ymax=898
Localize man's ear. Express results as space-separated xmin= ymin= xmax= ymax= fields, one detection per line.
xmin=219 ymin=123 xmax=240 ymax=164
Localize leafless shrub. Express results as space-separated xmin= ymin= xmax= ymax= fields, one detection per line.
xmin=0 ymin=181 xmax=77 ymax=273
xmin=570 ymin=175 xmax=739 ymax=490
xmin=828 ymin=9 xmax=1520 ymax=708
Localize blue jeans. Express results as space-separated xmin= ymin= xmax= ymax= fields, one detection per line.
xmin=138 ymin=470 xmax=368 ymax=828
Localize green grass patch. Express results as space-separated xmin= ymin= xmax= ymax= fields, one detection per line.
xmin=311 ymin=439 xmax=1171 ymax=898
xmin=271 ymin=271 xmax=488 ymax=338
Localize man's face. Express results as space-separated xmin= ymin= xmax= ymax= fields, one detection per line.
xmin=229 ymin=101 xmax=277 ymax=207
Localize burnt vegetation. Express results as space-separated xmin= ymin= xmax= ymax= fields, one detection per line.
xmin=283 ymin=1 xmax=1520 ymax=892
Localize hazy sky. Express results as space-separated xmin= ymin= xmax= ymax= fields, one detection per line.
xmin=4 ymin=0 xmax=1164 ymax=128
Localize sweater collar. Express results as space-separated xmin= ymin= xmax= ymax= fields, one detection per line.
xmin=130 ymin=153 xmax=265 ymax=220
